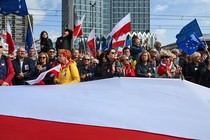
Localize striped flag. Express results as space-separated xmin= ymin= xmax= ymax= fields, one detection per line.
xmin=6 ymin=20 xmax=15 ymax=54
xmin=109 ymin=13 xmax=131 ymax=41
xmin=1 ymin=78 xmax=210 ymax=139
xmin=87 ymin=28 xmax=96 ymax=57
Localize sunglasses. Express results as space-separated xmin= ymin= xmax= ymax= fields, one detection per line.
xmin=84 ymin=59 xmax=90 ymax=61
xmin=161 ymin=56 xmax=170 ymax=59
xmin=111 ymin=52 xmax=116 ymax=54
xmin=49 ymin=51 xmax=55 ymax=53
xmin=0 ymin=46 xmax=3 ymax=48
xmin=40 ymin=57 xmax=46 ymax=59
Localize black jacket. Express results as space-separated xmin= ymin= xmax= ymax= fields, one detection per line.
xmin=12 ymin=57 xmax=36 ymax=85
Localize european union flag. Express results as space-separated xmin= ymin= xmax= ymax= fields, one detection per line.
xmin=126 ymin=39 xmax=132 ymax=47
xmin=25 ymin=23 xmax=32 ymax=53
xmin=176 ymin=33 xmax=205 ymax=55
xmin=176 ymin=19 xmax=202 ymax=43
xmin=0 ymin=0 xmax=28 ymax=16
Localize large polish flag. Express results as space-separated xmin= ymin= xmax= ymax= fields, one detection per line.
xmin=87 ymin=28 xmax=96 ymax=57
xmin=112 ymin=34 xmax=127 ymax=48
xmin=6 ymin=20 xmax=15 ymax=54
xmin=73 ymin=14 xmax=86 ymax=40
xmin=1 ymin=78 xmax=210 ymax=140
xmin=109 ymin=13 xmax=131 ymax=41
xmin=26 ymin=64 xmax=61 ymax=85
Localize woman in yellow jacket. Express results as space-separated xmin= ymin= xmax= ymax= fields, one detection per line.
xmin=54 ymin=49 xmax=80 ymax=84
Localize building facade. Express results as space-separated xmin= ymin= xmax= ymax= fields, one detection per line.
xmin=0 ymin=15 xmax=31 ymax=44
xmin=62 ymin=0 xmax=150 ymax=37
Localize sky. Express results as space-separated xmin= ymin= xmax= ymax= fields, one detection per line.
xmin=26 ymin=0 xmax=210 ymax=46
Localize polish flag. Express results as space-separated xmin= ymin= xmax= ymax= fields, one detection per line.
xmin=109 ymin=13 xmax=131 ymax=41
xmin=1 ymin=30 xmax=7 ymax=40
xmin=112 ymin=34 xmax=127 ymax=48
xmin=87 ymin=28 xmax=96 ymax=57
xmin=1 ymin=78 xmax=210 ymax=140
xmin=73 ymin=14 xmax=86 ymax=40
xmin=6 ymin=20 xmax=15 ymax=54
xmin=26 ymin=64 xmax=61 ymax=85
xmin=117 ymin=46 xmax=123 ymax=56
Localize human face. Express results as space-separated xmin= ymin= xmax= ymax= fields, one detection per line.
xmin=124 ymin=49 xmax=130 ymax=57
xmin=39 ymin=55 xmax=47 ymax=64
xmin=48 ymin=49 xmax=55 ymax=58
xmin=141 ymin=53 xmax=149 ymax=62
xmin=29 ymin=49 xmax=35 ymax=57
xmin=57 ymin=54 xmax=66 ymax=63
xmin=123 ymin=57 xmax=130 ymax=65
xmin=83 ymin=57 xmax=90 ymax=65
xmin=17 ymin=48 xmax=26 ymax=59
xmin=42 ymin=32 xmax=48 ymax=38
xmin=63 ymin=31 xmax=69 ymax=37
xmin=108 ymin=50 xmax=117 ymax=61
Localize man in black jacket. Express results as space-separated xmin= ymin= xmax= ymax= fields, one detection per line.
xmin=55 ymin=28 xmax=73 ymax=53
xmin=12 ymin=47 xmax=35 ymax=85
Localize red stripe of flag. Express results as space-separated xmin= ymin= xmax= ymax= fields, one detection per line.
xmin=0 ymin=115 xmax=190 ymax=140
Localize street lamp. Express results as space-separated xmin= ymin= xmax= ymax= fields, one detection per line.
xmin=89 ymin=1 xmax=96 ymax=29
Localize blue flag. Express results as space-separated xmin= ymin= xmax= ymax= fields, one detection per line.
xmin=176 ymin=19 xmax=202 ymax=43
xmin=25 ymin=23 xmax=32 ymax=53
xmin=176 ymin=33 xmax=205 ymax=55
xmin=126 ymin=39 xmax=132 ymax=47
xmin=0 ymin=0 xmax=29 ymax=16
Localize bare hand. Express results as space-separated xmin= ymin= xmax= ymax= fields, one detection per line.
xmin=2 ymin=81 xmax=9 ymax=86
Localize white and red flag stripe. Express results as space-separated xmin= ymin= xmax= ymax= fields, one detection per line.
xmin=6 ymin=20 xmax=15 ymax=54
xmin=1 ymin=78 xmax=210 ymax=140
xmin=112 ymin=34 xmax=127 ymax=48
xmin=109 ymin=13 xmax=131 ymax=41
xmin=73 ymin=14 xmax=85 ymax=40
xmin=87 ymin=28 xmax=96 ymax=57
xmin=26 ymin=64 xmax=61 ymax=85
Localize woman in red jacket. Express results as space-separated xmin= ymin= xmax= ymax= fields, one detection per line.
xmin=0 ymin=44 xmax=15 ymax=86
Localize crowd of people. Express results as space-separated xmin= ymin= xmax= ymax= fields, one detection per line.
xmin=0 ymin=29 xmax=210 ymax=88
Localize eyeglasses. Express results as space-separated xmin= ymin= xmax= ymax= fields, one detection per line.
xmin=111 ymin=52 xmax=116 ymax=54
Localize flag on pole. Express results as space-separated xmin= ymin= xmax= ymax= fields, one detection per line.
xmin=1 ymin=30 xmax=7 ymax=40
xmin=176 ymin=19 xmax=203 ymax=44
xmin=0 ymin=0 xmax=29 ymax=16
xmin=109 ymin=13 xmax=131 ymax=41
xmin=73 ymin=14 xmax=86 ymax=40
xmin=6 ymin=20 xmax=15 ymax=55
xmin=26 ymin=65 xmax=61 ymax=85
xmin=96 ymin=37 xmax=102 ymax=51
xmin=25 ymin=22 xmax=32 ymax=53
xmin=117 ymin=47 xmax=123 ymax=56
xmin=87 ymin=28 xmax=96 ymax=57
xmin=176 ymin=33 xmax=205 ymax=55
xmin=112 ymin=34 xmax=127 ymax=48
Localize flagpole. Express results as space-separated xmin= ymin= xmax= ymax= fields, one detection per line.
xmin=27 ymin=14 xmax=37 ymax=55
xmin=201 ymin=36 xmax=210 ymax=57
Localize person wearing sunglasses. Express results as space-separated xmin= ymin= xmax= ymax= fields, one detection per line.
xmin=0 ymin=43 xmax=15 ymax=86
xmin=157 ymin=50 xmax=177 ymax=78
xmin=102 ymin=48 xmax=124 ymax=78
xmin=78 ymin=55 xmax=95 ymax=82
xmin=120 ymin=55 xmax=135 ymax=77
